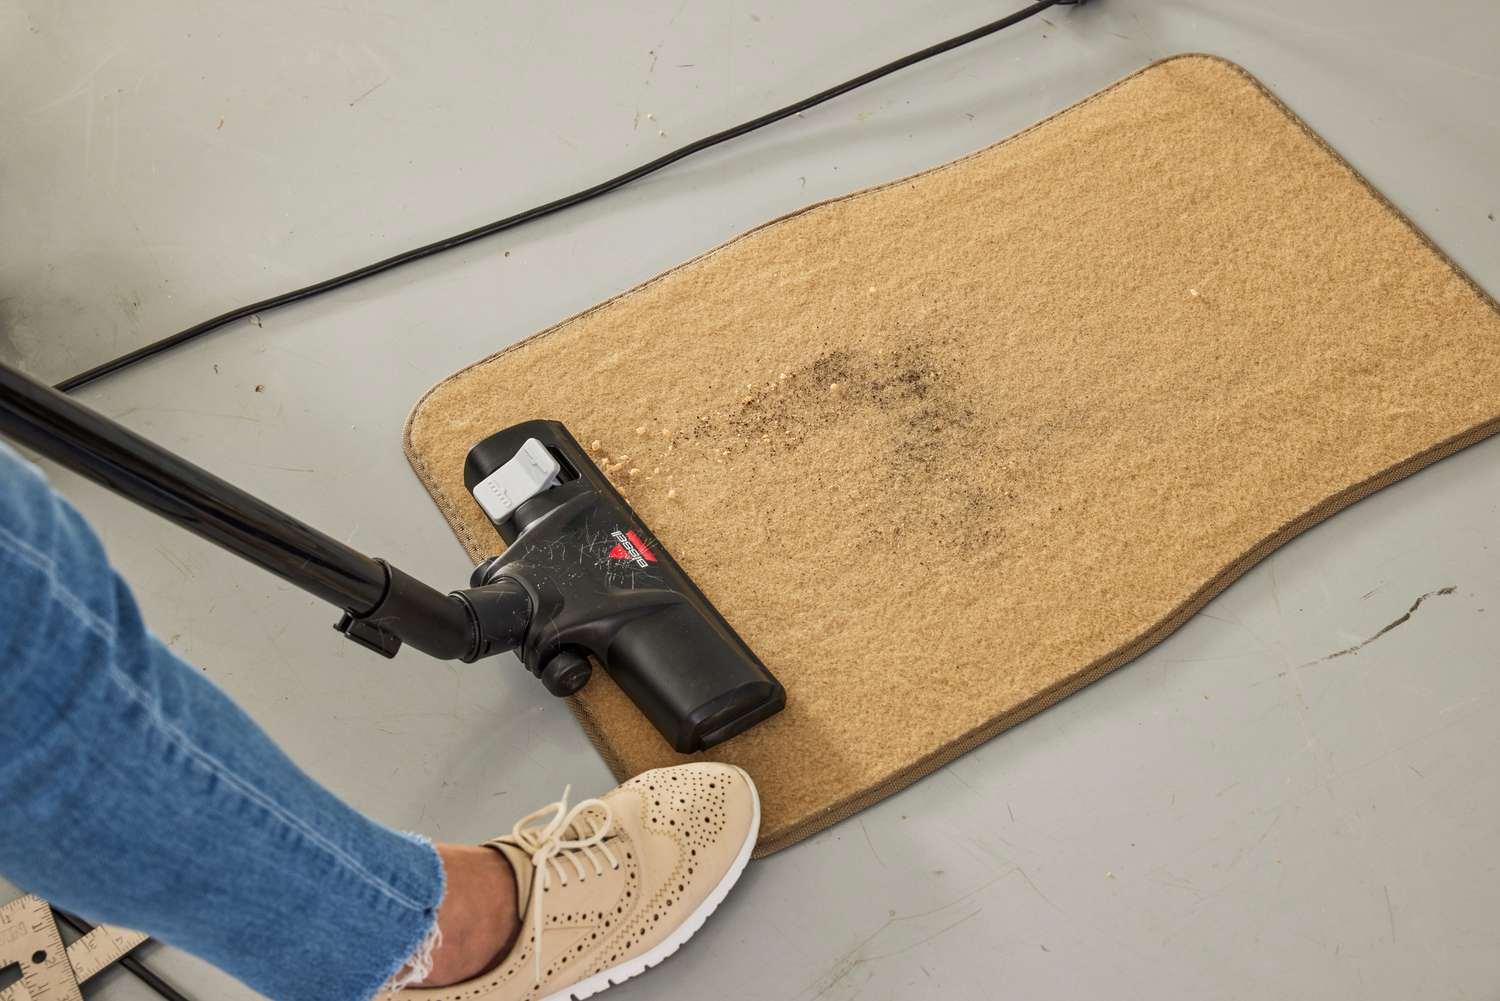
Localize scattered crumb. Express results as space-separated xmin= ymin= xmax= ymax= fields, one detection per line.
xmin=868 ymin=286 xmax=877 ymax=293
xmin=628 ymin=468 xmax=640 ymax=477
xmin=779 ymin=372 xmax=788 ymax=380
xmin=590 ymin=439 xmax=602 ymax=451
xmin=657 ymin=129 xmax=666 ymax=137
xmin=1189 ymin=288 xmax=1199 ymax=297
xmin=635 ymin=425 xmax=646 ymax=435
xmin=646 ymin=112 xmax=655 ymax=120
xmin=1105 ymin=871 xmax=1115 ymax=880
xmin=667 ymin=488 xmax=677 ymax=499
xmin=254 ymin=384 xmax=265 ymax=393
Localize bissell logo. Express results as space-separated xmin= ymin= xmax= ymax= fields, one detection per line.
xmin=608 ymin=530 xmax=658 ymax=569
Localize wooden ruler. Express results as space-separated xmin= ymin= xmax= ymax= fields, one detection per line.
xmin=0 ymin=895 xmax=77 ymax=1001
xmin=0 ymin=896 xmax=146 ymax=1001
xmin=60 ymin=924 xmax=148 ymax=986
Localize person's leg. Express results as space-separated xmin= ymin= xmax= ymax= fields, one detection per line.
xmin=0 ymin=443 xmax=513 ymax=1000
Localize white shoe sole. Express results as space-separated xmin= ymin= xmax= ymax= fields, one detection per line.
xmin=539 ymin=766 xmax=761 ymax=1001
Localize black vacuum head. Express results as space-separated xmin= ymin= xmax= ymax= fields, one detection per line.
xmin=463 ymin=420 xmax=784 ymax=753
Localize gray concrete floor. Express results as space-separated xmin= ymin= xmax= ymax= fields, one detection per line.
xmin=3 ymin=1 xmax=1498 ymax=999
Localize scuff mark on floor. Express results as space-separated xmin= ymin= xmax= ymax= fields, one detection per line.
xmin=803 ymin=908 xmax=981 ymax=1001
xmin=1306 ymin=586 xmax=1456 ymax=665
xmin=348 ymin=78 xmax=388 ymax=108
xmin=858 ymin=819 xmax=885 ymax=869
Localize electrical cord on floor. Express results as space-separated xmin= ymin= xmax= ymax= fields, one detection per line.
xmin=55 ymin=0 xmax=1087 ymax=394
xmin=51 ymin=909 xmax=195 ymax=1001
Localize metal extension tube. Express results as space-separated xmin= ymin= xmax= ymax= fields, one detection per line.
xmin=0 ymin=361 xmax=528 ymax=662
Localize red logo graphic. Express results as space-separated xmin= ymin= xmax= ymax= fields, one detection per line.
xmin=608 ymin=530 xmax=657 ymax=567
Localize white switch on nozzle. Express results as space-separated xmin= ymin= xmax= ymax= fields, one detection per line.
xmin=471 ymin=437 xmax=562 ymax=523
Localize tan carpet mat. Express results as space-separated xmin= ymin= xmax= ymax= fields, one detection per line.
xmin=405 ymin=55 xmax=1500 ymax=856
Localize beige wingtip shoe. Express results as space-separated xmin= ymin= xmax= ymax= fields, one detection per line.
xmin=388 ymin=763 xmax=759 ymax=1001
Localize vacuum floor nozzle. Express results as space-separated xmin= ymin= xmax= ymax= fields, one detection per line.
xmin=463 ymin=420 xmax=785 ymax=753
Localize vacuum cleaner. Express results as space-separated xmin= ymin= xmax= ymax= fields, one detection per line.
xmin=0 ymin=362 xmax=784 ymax=753
xmin=7 ymin=2 xmax=1086 ymax=762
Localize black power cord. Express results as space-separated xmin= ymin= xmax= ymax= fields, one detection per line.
xmin=55 ymin=0 xmax=1084 ymax=394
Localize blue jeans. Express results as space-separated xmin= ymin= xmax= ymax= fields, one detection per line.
xmin=0 ymin=442 xmax=444 ymax=1001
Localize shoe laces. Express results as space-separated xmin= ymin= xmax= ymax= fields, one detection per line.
xmin=509 ymin=785 xmax=618 ymax=982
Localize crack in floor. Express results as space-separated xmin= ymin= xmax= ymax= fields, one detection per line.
xmin=1307 ymin=586 xmax=1456 ymax=666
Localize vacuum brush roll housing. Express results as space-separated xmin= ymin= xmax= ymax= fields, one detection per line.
xmin=462 ymin=420 xmax=785 ymax=753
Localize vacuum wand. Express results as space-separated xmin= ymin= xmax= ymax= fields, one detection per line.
xmin=0 ymin=362 xmax=528 ymax=663
xmin=0 ymin=363 xmax=783 ymax=751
